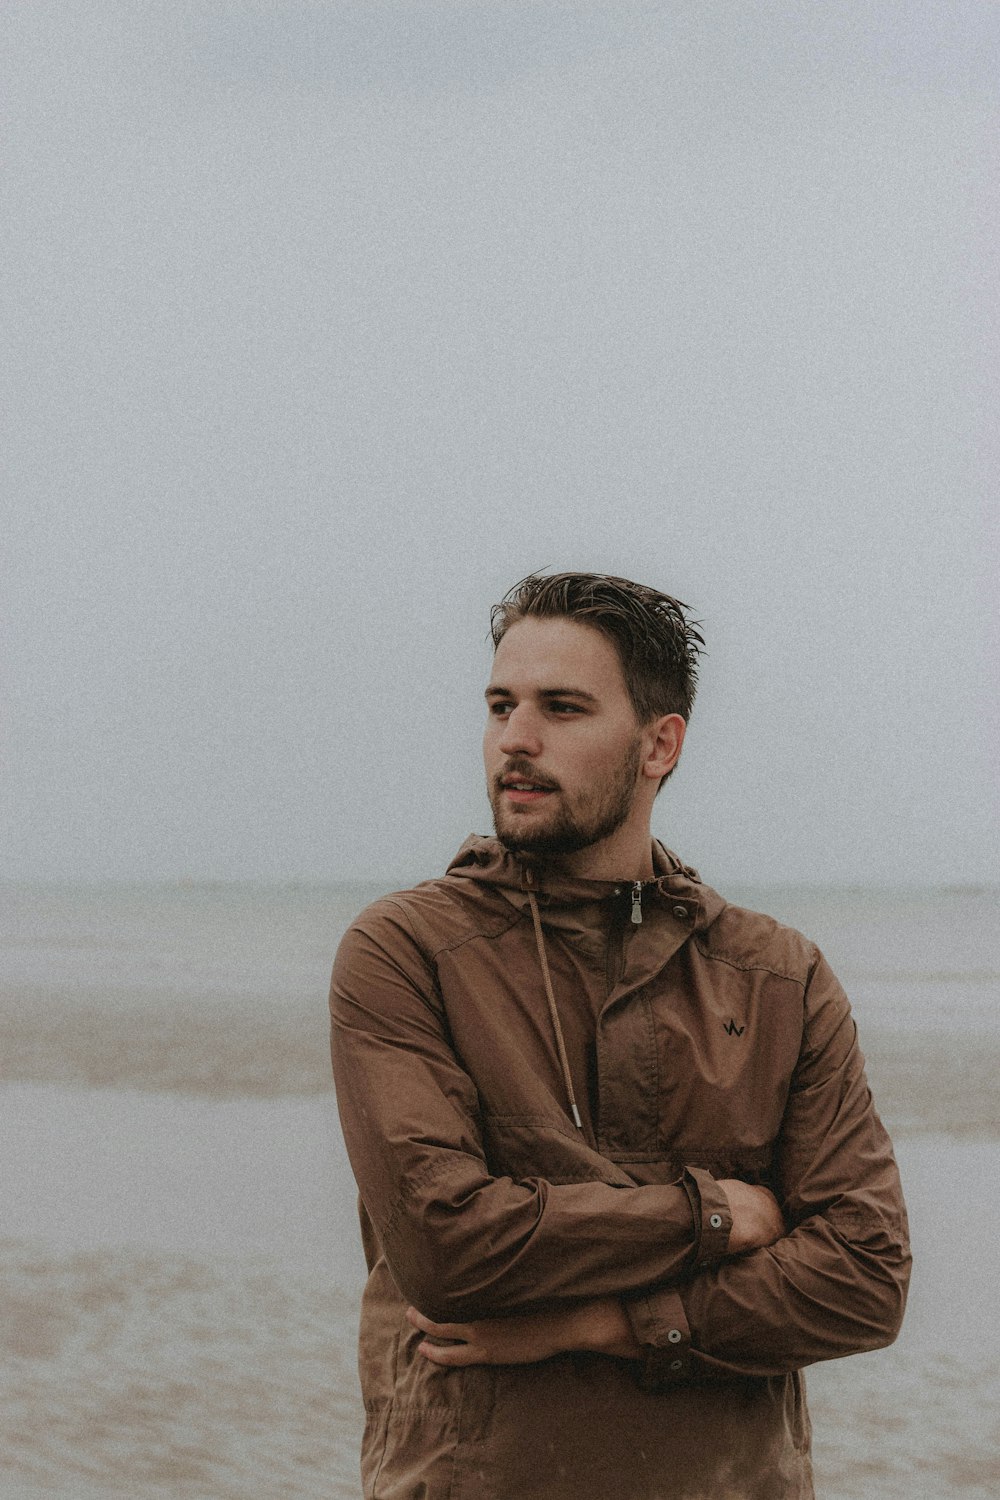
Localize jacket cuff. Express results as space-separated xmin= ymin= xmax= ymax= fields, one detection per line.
xmin=682 ymin=1166 xmax=732 ymax=1266
xmin=625 ymin=1286 xmax=694 ymax=1388
xmin=623 ymin=1168 xmax=731 ymax=1389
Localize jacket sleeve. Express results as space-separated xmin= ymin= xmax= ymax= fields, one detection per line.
xmin=625 ymin=951 xmax=911 ymax=1385
xmin=329 ymin=901 xmax=732 ymax=1323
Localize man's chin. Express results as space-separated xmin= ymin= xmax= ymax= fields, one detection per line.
xmin=493 ymin=816 xmax=593 ymax=858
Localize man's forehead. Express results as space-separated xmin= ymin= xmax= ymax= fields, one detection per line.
xmin=487 ymin=617 xmax=625 ymax=694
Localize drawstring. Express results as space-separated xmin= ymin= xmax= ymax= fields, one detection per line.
xmin=527 ymin=889 xmax=583 ymax=1130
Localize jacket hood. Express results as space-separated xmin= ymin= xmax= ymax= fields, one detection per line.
xmin=445 ymin=834 xmax=727 ymax=933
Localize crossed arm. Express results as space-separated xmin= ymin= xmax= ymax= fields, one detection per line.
xmin=408 ymin=1180 xmax=787 ymax=1368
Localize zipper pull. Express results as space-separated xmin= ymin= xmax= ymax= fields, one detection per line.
xmin=631 ymin=881 xmax=643 ymax=925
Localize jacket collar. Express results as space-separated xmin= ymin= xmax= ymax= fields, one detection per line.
xmin=445 ymin=834 xmax=725 ymax=934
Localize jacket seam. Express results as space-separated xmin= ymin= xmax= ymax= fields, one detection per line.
xmin=485 ymin=1110 xmax=584 ymax=1137
xmin=640 ymin=991 xmax=662 ymax=1152
xmin=691 ymin=936 xmax=809 ymax=989
xmin=379 ymin=895 xmax=525 ymax=962
xmin=606 ymin=1144 xmax=774 ymax=1161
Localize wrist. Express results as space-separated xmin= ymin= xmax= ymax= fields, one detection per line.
xmin=569 ymin=1299 xmax=642 ymax=1360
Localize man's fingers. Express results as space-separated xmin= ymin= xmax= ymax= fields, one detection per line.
xmin=406 ymin=1307 xmax=466 ymax=1340
xmin=417 ymin=1338 xmax=480 ymax=1367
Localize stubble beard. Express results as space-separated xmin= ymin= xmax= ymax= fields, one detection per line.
xmin=490 ymin=736 xmax=643 ymax=858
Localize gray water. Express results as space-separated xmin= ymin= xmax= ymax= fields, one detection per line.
xmin=2 ymin=881 xmax=998 ymax=1497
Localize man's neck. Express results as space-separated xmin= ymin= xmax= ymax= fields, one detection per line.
xmin=548 ymin=827 xmax=656 ymax=883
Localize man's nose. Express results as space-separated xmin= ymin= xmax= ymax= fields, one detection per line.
xmin=497 ymin=705 xmax=542 ymax=757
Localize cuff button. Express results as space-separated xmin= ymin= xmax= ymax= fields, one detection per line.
xmin=669 ymin=1359 xmax=683 ymax=1371
xmin=709 ymin=1213 xmax=723 ymax=1229
xmin=667 ymin=1328 xmax=682 ymax=1344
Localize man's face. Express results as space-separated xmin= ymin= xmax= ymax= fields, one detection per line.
xmin=483 ymin=617 xmax=646 ymax=859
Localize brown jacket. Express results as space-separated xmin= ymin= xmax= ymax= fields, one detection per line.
xmin=329 ymin=837 xmax=910 ymax=1500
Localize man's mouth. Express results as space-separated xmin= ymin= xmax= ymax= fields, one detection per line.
xmin=499 ymin=775 xmax=557 ymax=803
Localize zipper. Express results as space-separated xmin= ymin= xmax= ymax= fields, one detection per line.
xmin=606 ymin=883 xmax=641 ymax=995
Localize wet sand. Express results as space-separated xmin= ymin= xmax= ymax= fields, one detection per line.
xmin=3 ymin=881 xmax=997 ymax=1496
xmin=2 ymin=1081 xmax=998 ymax=1499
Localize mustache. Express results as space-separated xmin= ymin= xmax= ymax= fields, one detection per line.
xmin=495 ymin=761 xmax=560 ymax=792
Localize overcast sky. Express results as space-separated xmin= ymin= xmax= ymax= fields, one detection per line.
xmin=3 ymin=1 xmax=997 ymax=888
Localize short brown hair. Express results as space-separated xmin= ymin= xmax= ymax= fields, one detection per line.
xmin=490 ymin=572 xmax=705 ymax=725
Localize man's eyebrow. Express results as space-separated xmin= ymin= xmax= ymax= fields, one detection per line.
xmin=540 ymin=687 xmax=598 ymax=703
xmin=484 ymin=685 xmax=598 ymax=703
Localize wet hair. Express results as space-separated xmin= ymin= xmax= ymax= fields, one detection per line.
xmin=490 ymin=571 xmax=705 ymax=726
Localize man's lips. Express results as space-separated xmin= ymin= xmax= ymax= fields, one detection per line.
xmin=498 ymin=774 xmax=558 ymax=804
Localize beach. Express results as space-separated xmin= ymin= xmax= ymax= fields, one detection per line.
xmin=2 ymin=881 xmax=998 ymax=1498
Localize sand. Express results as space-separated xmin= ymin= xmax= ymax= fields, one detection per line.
xmin=2 ymin=880 xmax=997 ymax=1496
xmin=2 ymin=1082 xmax=998 ymax=1499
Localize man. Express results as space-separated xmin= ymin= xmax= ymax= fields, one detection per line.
xmin=330 ymin=572 xmax=910 ymax=1499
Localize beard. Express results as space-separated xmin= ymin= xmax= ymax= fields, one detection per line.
xmin=489 ymin=735 xmax=643 ymax=858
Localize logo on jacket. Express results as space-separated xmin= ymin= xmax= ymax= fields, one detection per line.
xmin=723 ymin=1018 xmax=745 ymax=1037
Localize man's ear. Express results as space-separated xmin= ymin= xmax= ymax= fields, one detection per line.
xmin=642 ymin=714 xmax=686 ymax=782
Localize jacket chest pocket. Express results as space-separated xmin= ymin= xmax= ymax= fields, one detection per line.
xmin=596 ymin=991 xmax=793 ymax=1162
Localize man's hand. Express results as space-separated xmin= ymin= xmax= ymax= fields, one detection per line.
xmin=717 ymin=1179 xmax=786 ymax=1254
xmin=407 ymin=1299 xmax=642 ymax=1368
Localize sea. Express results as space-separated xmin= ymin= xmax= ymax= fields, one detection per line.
xmin=2 ymin=879 xmax=998 ymax=1499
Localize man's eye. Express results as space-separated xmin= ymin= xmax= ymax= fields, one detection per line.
xmin=489 ymin=701 xmax=513 ymax=716
xmin=550 ymin=703 xmax=582 ymax=714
